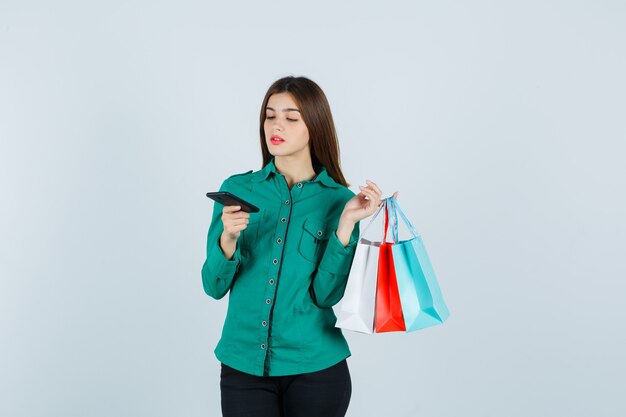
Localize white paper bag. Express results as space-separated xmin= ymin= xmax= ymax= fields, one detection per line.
xmin=334 ymin=239 xmax=381 ymax=333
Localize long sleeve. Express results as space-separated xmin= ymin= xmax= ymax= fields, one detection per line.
xmin=309 ymin=220 xmax=360 ymax=308
xmin=201 ymin=179 xmax=242 ymax=299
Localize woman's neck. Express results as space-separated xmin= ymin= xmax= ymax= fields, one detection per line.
xmin=274 ymin=155 xmax=317 ymax=188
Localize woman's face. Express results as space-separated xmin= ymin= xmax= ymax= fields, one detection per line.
xmin=264 ymin=92 xmax=311 ymax=159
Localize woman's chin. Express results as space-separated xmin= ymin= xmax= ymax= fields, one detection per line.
xmin=268 ymin=147 xmax=289 ymax=156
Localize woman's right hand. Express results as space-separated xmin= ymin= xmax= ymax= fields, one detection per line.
xmin=219 ymin=205 xmax=250 ymax=260
xmin=221 ymin=205 xmax=250 ymax=242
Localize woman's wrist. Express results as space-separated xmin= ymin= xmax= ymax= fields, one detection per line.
xmin=219 ymin=232 xmax=237 ymax=260
xmin=336 ymin=215 xmax=356 ymax=247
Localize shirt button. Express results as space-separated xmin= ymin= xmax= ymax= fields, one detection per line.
xmin=261 ymin=344 xmax=266 ymax=350
xmin=317 ymin=230 xmax=323 ymax=237
xmin=262 ymin=321 xmax=267 ymax=326
xmin=266 ymin=298 xmax=272 ymax=304
xmin=269 ymin=279 xmax=275 ymax=285
xmin=285 ymin=200 xmax=290 ymax=205
xmin=297 ymin=183 xmax=303 ymax=188
xmin=276 ymin=237 xmax=282 ymax=244
xmin=281 ymin=217 xmax=287 ymax=223
xmin=272 ymin=259 xmax=278 ymax=265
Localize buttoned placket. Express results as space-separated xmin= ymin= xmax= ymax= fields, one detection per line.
xmin=259 ymin=177 xmax=308 ymax=375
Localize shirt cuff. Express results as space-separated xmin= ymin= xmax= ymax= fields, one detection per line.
xmin=318 ymin=229 xmax=359 ymax=276
xmin=207 ymin=234 xmax=242 ymax=278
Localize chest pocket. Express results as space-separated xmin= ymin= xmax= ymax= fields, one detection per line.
xmin=298 ymin=217 xmax=332 ymax=264
xmin=240 ymin=211 xmax=262 ymax=253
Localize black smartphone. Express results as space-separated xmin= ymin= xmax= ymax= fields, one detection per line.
xmin=206 ymin=191 xmax=260 ymax=213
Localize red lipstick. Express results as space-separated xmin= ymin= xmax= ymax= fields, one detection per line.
xmin=270 ymin=134 xmax=285 ymax=145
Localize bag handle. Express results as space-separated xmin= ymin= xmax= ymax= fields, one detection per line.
xmin=358 ymin=198 xmax=387 ymax=239
xmin=382 ymin=198 xmax=401 ymax=243
xmin=382 ymin=199 xmax=391 ymax=243
xmin=357 ymin=195 xmax=419 ymax=241
xmin=358 ymin=197 xmax=402 ymax=243
xmin=389 ymin=197 xmax=420 ymax=238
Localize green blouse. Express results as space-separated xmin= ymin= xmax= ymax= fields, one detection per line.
xmin=201 ymin=157 xmax=360 ymax=376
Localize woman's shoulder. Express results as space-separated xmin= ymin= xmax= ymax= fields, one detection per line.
xmin=223 ymin=168 xmax=279 ymax=194
xmin=315 ymin=170 xmax=356 ymax=201
xmin=321 ymin=183 xmax=356 ymax=210
xmin=215 ymin=169 xmax=255 ymax=194
xmin=220 ymin=169 xmax=255 ymax=186
xmin=335 ymin=184 xmax=356 ymax=200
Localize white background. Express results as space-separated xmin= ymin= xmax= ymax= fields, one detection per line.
xmin=1 ymin=1 xmax=625 ymax=416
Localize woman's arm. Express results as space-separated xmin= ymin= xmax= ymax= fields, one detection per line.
xmin=218 ymin=202 xmax=249 ymax=260
xmin=309 ymin=180 xmax=396 ymax=308
xmin=335 ymin=217 xmax=356 ymax=247
xmin=201 ymin=180 xmax=242 ymax=299
xmin=309 ymin=218 xmax=360 ymax=308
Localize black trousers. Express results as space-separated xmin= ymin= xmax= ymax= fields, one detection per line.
xmin=220 ymin=359 xmax=351 ymax=417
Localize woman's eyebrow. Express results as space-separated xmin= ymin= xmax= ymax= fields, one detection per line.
xmin=266 ymin=106 xmax=301 ymax=113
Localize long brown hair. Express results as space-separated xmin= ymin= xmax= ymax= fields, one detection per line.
xmin=259 ymin=76 xmax=350 ymax=187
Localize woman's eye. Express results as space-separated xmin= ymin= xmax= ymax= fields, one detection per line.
xmin=265 ymin=115 xmax=298 ymax=122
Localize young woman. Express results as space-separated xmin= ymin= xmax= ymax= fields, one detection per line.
xmin=202 ymin=76 xmax=398 ymax=417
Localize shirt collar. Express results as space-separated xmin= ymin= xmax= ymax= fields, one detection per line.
xmin=248 ymin=157 xmax=277 ymax=183
xmin=251 ymin=157 xmax=342 ymax=188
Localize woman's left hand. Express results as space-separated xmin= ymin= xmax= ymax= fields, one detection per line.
xmin=340 ymin=180 xmax=399 ymax=225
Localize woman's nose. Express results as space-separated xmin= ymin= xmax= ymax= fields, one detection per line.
xmin=273 ymin=121 xmax=282 ymax=130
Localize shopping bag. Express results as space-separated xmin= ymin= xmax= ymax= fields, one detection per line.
xmin=333 ymin=239 xmax=380 ymax=333
xmin=388 ymin=197 xmax=450 ymax=331
xmin=374 ymin=200 xmax=406 ymax=332
xmin=334 ymin=203 xmax=386 ymax=334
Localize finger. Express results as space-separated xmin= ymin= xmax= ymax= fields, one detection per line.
xmin=359 ymin=187 xmax=375 ymax=200
xmin=359 ymin=184 xmax=378 ymax=197
xmin=363 ymin=187 xmax=381 ymax=205
xmin=367 ymin=184 xmax=382 ymax=201
xmin=224 ymin=219 xmax=250 ymax=228
xmin=365 ymin=189 xmax=382 ymax=202
xmin=226 ymin=219 xmax=249 ymax=230
xmin=230 ymin=217 xmax=249 ymax=226
xmin=363 ymin=190 xmax=381 ymax=208
xmin=365 ymin=180 xmax=382 ymax=195
xmin=224 ymin=209 xmax=249 ymax=218
xmin=223 ymin=205 xmax=241 ymax=213
xmin=235 ymin=219 xmax=249 ymax=228
xmin=228 ymin=223 xmax=248 ymax=234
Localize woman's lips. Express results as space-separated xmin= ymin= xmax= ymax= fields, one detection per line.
xmin=270 ymin=136 xmax=285 ymax=145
